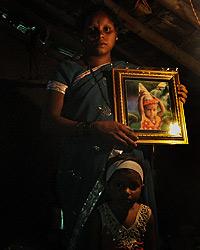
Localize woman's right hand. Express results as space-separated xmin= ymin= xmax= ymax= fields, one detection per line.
xmin=92 ymin=120 xmax=138 ymax=149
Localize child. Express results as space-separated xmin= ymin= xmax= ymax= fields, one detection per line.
xmin=85 ymin=157 xmax=156 ymax=250
xmin=138 ymin=83 xmax=165 ymax=130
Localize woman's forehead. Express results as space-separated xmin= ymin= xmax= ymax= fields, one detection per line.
xmin=86 ymin=11 xmax=115 ymax=26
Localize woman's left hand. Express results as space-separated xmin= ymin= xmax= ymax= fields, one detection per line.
xmin=178 ymin=84 xmax=188 ymax=104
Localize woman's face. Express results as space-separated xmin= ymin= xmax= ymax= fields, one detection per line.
xmin=83 ymin=11 xmax=118 ymax=57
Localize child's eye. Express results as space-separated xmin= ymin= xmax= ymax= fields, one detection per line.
xmin=129 ymin=184 xmax=137 ymax=190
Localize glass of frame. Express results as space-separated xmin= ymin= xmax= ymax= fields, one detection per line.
xmin=112 ymin=68 xmax=188 ymax=144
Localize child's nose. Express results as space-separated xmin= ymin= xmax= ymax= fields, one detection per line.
xmin=125 ymin=187 xmax=132 ymax=195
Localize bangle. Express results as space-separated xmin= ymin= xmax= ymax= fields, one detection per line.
xmin=75 ymin=121 xmax=94 ymax=135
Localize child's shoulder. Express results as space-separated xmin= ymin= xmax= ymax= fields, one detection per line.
xmin=138 ymin=203 xmax=152 ymax=222
xmin=139 ymin=203 xmax=152 ymax=212
xmin=98 ymin=202 xmax=152 ymax=220
xmin=140 ymin=203 xmax=151 ymax=210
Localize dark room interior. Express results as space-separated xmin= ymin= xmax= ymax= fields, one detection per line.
xmin=1 ymin=0 xmax=200 ymax=249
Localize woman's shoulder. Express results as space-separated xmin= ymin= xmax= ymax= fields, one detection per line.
xmin=52 ymin=58 xmax=86 ymax=85
xmin=58 ymin=58 xmax=84 ymax=72
xmin=113 ymin=60 xmax=140 ymax=69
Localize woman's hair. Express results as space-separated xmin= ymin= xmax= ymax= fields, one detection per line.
xmin=77 ymin=4 xmax=122 ymax=33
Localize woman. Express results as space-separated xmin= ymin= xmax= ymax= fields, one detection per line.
xmin=42 ymin=4 xmax=187 ymax=249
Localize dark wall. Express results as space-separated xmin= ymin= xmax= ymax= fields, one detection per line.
xmin=1 ymin=29 xmax=61 ymax=248
xmin=153 ymin=71 xmax=200 ymax=249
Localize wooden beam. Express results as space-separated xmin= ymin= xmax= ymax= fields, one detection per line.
xmin=157 ymin=0 xmax=200 ymax=30
xmin=104 ymin=0 xmax=200 ymax=76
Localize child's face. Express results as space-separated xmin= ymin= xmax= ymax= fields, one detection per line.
xmin=144 ymin=103 xmax=158 ymax=119
xmin=107 ymin=169 xmax=143 ymax=205
xmin=83 ymin=11 xmax=117 ymax=56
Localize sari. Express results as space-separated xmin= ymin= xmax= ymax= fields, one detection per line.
xmin=47 ymin=60 xmax=157 ymax=249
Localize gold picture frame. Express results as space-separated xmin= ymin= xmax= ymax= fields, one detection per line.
xmin=112 ymin=68 xmax=188 ymax=144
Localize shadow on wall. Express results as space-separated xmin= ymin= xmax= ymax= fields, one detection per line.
xmin=1 ymin=84 xmax=61 ymax=249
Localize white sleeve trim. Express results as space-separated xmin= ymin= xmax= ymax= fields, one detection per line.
xmin=47 ymin=81 xmax=68 ymax=94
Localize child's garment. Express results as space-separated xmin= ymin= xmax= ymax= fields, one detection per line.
xmin=141 ymin=116 xmax=161 ymax=130
xmin=98 ymin=203 xmax=151 ymax=250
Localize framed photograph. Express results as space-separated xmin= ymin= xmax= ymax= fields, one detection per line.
xmin=112 ymin=68 xmax=188 ymax=144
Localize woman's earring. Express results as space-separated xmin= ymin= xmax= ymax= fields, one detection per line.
xmin=116 ymin=37 xmax=118 ymax=41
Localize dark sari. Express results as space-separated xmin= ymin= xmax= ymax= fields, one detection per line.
xmin=47 ymin=60 xmax=157 ymax=249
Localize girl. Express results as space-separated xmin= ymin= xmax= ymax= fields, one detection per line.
xmin=85 ymin=157 xmax=156 ymax=250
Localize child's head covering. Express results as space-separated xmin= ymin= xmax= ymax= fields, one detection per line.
xmin=143 ymin=96 xmax=158 ymax=106
xmin=106 ymin=160 xmax=144 ymax=183
xmin=139 ymin=82 xmax=158 ymax=106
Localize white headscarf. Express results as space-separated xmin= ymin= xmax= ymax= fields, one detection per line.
xmin=106 ymin=160 xmax=143 ymax=183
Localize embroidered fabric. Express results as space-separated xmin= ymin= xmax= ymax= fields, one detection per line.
xmin=73 ymin=62 xmax=111 ymax=83
xmin=99 ymin=203 xmax=151 ymax=249
xmin=68 ymin=176 xmax=105 ymax=250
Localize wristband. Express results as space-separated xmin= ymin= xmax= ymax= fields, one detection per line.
xmin=75 ymin=121 xmax=94 ymax=135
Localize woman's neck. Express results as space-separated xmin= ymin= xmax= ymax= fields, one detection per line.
xmin=84 ymin=54 xmax=112 ymax=68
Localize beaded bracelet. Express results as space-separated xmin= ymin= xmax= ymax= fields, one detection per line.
xmin=75 ymin=121 xmax=95 ymax=135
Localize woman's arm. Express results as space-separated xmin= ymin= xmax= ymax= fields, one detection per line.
xmin=41 ymin=88 xmax=138 ymax=148
xmin=41 ymin=90 xmax=79 ymax=136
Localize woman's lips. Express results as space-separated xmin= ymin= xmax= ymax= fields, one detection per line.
xmin=97 ymin=41 xmax=107 ymax=46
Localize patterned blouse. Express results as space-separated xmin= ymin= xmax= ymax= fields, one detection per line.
xmin=98 ymin=203 xmax=152 ymax=250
